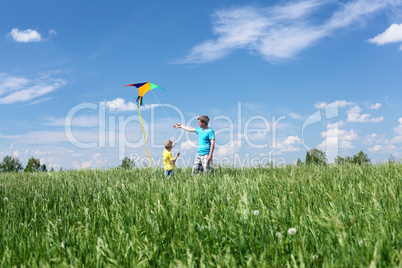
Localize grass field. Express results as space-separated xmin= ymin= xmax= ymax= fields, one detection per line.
xmin=1 ymin=163 xmax=401 ymax=267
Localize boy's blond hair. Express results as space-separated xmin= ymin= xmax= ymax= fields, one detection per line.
xmin=164 ymin=140 xmax=173 ymax=149
xmin=198 ymin=115 xmax=209 ymax=125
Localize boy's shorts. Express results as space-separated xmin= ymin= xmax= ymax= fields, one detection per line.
xmin=164 ymin=169 xmax=174 ymax=178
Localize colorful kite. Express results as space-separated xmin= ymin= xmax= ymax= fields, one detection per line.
xmin=123 ymin=82 xmax=165 ymax=106
xmin=123 ymin=82 xmax=165 ymax=168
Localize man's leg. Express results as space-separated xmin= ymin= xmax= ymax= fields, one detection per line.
xmin=200 ymin=155 xmax=212 ymax=175
xmin=192 ymin=156 xmax=202 ymax=175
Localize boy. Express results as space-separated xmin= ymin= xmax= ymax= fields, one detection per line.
xmin=163 ymin=140 xmax=180 ymax=178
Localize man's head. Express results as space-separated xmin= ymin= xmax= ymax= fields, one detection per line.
xmin=164 ymin=140 xmax=173 ymax=150
xmin=198 ymin=115 xmax=209 ymax=128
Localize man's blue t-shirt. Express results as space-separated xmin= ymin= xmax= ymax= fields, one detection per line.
xmin=195 ymin=127 xmax=215 ymax=156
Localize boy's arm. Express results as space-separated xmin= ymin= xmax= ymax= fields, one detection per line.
xmin=173 ymin=123 xmax=196 ymax=133
xmin=170 ymin=152 xmax=180 ymax=164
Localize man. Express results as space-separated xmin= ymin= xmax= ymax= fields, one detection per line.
xmin=173 ymin=115 xmax=215 ymax=175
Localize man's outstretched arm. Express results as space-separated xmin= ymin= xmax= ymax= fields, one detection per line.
xmin=173 ymin=123 xmax=196 ymax=133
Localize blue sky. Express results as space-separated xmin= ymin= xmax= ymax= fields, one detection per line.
xmin=1 ymin=0 xmax=402 ymax=169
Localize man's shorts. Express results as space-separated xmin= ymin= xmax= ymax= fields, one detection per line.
xmin=192 ymin=155 xmax=212 ymax=175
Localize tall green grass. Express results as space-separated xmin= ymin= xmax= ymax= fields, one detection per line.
xmin=1 ymin=164 xmax=401 ymax=267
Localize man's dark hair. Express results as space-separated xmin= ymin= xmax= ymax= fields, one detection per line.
xmin=198 ymin=115 xmax=209 ymax=125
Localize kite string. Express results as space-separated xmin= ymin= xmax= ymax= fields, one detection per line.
xmin=151 ymin=89 xmax=177 ymax=140
xmin=138 ymin=97 xmax=152 ymax=168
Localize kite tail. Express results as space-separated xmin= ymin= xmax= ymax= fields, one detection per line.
xmin=135 ymin=96 xmax=143 ymax=106
xmin=138 ymin=97 xmax=151 ymax=168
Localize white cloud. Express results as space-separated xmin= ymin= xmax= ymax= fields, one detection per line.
xmin=78 ymin=161 xmax=92 ymax=169
xmin=1 ymin=131 xmax=67 ymax=144
xmin=394 ymin=118 xmax=402 ymax=135
xmin=363 ymin=133 xmax=387 ymax=145
xmin=314 ymin=101 xmax=328 ymax=109
xmin=32 ymin=149 xmax=50 ymax=156
xmin=0 ymin=129 xmax=106 ymax=146
xmin=391 ymin=118 xmax=402 ymax=143
xmin=0 ymin=73 xmax=66 ymax=104
xmin=246 ymin=130 xmax=270 ymax=141
xmin=216 ymin=140 xmax=241 ymax=157
xmin=346 ymin=106 xmax=384 ymax=123
xmin=71 ymin=152 xmax=85 ymax=157
xmin=318 ymin=124 xmax=358 ymax=152
xmin=337 ymin=120 xmax=346 ymax=128
xmin=13 ymin=150 xmax=21 ymax=158
xmin=391 ymin=136 xmax=402 ymax=143
xmin=369 ymin=145 xmax=381 ymax=152
xmin=106 ymin=98 xmax=159 ymax=111
xmin=179 ymin=140 xmax=197 ymax=151
xmin=0 ymin=73 xmax=30 ymax=96
xmin=368 ymin=23 xmax=402 ymax=45
xmin=71 ymin=154 xmax=108 ymax=169
xmin=1 ymin=143 xmax=124 ymax=170
xmin=0 ymin=82 xmax=65 ymax=104
xmin=28 ymin=97 xmax=52 ymax=105
xmin=49 ymin=29 xmax=57 ymax=36
xmin=288 ymin=112 xmax=304 ymax=120
xmin=314 ymin=100 xmax=354 ymax=109
xmin=338 ymin=100 xmax=355 ymax=107
xmin=283 ymin=136 xmax=301 ymax=146
xmin=177 ymin=0 xmax=398 ymax=64
xmin=368 ymin=144 xmax=397 ymax=153
xmin=44 ymin=115 xmax=100 ymax=128
xmin=271 ymin=135 xmax=302 ymax=153
xmin=9 ymin=28 xmax=42 ymax=42
xmin=369 ymin=103 xmax=382 ymax=109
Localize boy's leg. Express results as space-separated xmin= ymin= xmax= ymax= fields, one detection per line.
xmin=164 ymin=170 xmax=173 ymax=178
xmin=192 ymin=156 xmax=202 ymax=175
xmin=165 ymin=169 xmax=173 ymax=179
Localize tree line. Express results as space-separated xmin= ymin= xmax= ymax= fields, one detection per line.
xmin=0 ymin=156 xmax=48 ymax=172
xmin=0 ymin=155 xmax=135 ymax=172
xmin=296 ymin=149 xmax=371 ymax=165
xmin=0 ymin=150 xmax=374 ymax=173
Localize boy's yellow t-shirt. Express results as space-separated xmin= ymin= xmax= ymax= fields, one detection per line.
xmin=163 ymin=149 xmax=174 ymax=170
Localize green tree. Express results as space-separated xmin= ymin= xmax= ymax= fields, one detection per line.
xmin=119 ymin=156 xmax=135 ymax=169
xmin=0 ymin=156 xmax=23 ymax=172
xmin=296 ymin=158 xmax=303 ymax=166
xmin=335 ymin=151 xmax=370 ymax=165
xmin=305 ymin=149 xmax=327 ymax=165
xmin=335 ymin=156 xmax=352 ymax=165
xmin=24 ymin=157 xmax=47 ymax=172
xmin=351 ymin=150 xmax=370 ymax=165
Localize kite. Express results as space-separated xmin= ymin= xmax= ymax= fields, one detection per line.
xmin=123 ymin=82 xmax=165 ymax=107
xmin=123 ymin=82 xmax=165 ymax=168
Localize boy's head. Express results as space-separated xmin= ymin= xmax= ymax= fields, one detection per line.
xmin=198 ymin=115 xmax=209 ymax=127
xmin=164 ymin=140 xmax=173 ymax=150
